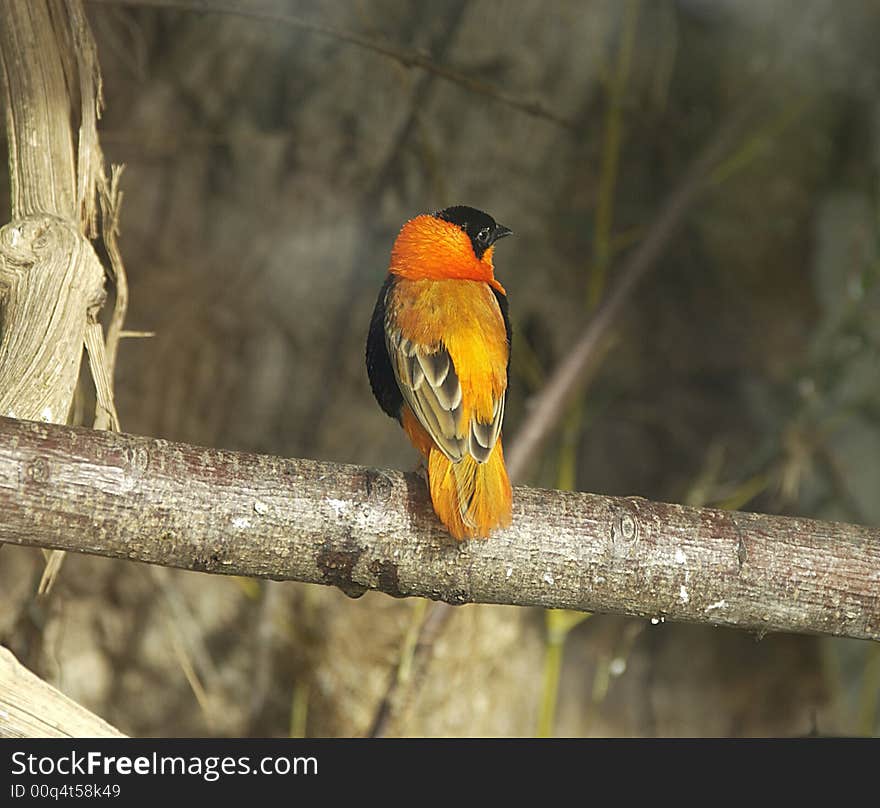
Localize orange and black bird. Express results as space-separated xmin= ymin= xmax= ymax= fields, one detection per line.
xmin=366 ymin=205 xmax=513 ymax=539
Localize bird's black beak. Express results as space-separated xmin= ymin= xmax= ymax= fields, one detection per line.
xmin=491 ymin=224 xmax=513 ymax=245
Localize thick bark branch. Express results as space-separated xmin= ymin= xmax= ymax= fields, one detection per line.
xmin=1 ymin=417 xmax=877 ymax=641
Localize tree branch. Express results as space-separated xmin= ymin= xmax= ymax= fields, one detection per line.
xmin=0 ymin=416 xmax=877 ymax=642
xmin=506 ymin=98 xmax=760 ymax=480
xmin=87 ymin=0 xmax=576 ymax=130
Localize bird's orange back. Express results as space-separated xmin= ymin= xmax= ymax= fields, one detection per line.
xmin=385 ymin=278 xmax=507 ymax=428
xmin=365 ymin=206 xmax=513 ymax=539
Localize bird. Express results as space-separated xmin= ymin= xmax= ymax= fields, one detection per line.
xmin=366 ymin=205 xmax=513 ymax=539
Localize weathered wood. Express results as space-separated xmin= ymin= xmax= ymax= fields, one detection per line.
xmin=1 ymin=1 xmax=118 ymax=593
xmin=0 ymin=1 xmax=77 ymax=219
xmin=0 ymin=646 xmax=125 ymax=738
xmin=0 ymin=1 xmax=107 ymax=424
xmin=0 ymin=216 xmax=105 ymax=423
xmin=0 ymin=416 xmax=877 ymax=641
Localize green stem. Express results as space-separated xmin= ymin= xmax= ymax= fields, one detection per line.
xmin=537 ymin=633 xmax=566 ymax=737
xmin=858 ymin=643 xmax=880 ymax=737
xmin=589 ymin=0 xmax=641 ymax=309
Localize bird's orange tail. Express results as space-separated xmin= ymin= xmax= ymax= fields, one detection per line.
xmin=427 ymin=440 xmax=512 ymax=539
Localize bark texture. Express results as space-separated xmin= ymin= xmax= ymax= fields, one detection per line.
xmin=0 ymin=416 xmax=877 ymax=641
xmin=0 ymin=2 xmax=107 ymax=425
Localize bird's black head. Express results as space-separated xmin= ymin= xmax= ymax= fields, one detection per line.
xmin=433 ymin=205 xmax=513 ymax=259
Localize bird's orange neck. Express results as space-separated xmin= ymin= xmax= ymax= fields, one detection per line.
xmin=389 ymin=214 xmax=506 ymax=294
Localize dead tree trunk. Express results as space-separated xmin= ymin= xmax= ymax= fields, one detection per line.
xmin=0 ymin=1 xmax=106 ymax=421
xmin=0 ymin=0 xmax=125 ymax=593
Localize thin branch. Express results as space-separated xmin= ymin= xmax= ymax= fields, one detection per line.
xmin=0 ymin=416 xmax=877 ymax=642
xmin=246 ymin=580 xmax=286 ymax=731
xmin=299 ymin=0 xmax=470 ymax=457
xmin=86 ymin=0 xmax=576 ymax=130
xmin=97 ymin=164 xmax=130 ymax=389
xmin=505 ymin=97 xmax=760 ymax=480
xmin=148 ymin=564 xmax=239 ymax=734
xmin=369 ymin=600 xmax=453 ymax=738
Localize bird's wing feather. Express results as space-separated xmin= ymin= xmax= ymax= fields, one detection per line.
xmin=386 ymin=327 xmax=504 ymax=464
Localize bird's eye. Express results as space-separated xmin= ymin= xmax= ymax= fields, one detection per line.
xmin=477 ymin=227 xmax=491 ymax=244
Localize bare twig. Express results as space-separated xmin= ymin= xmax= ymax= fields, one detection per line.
xmin=86 ymin=0 xmax=576 ymax=130
xmin=299 ymin=0 xmax=470 ymax=456
xmin=506 ymin=98 xmax=760 ymax=481
xmin=97 ymin=164 xmax=130 ymax=390
xmin=68 ymin=0 xmax=106 ymax=238
xmin=369 ymin=599 xmax=454 ymax=738
xmin=148 ymin=566 xmax=225 ymax=730
xmin=246 ymin=580 xmax=286 ymax=731
xmin=119 ymin=330 xmax=155 ymax=338
xmin=0 ymin=416 xmax=877 ymax=642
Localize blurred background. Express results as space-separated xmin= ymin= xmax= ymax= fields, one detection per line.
xmin=1 ymin=0 xmax=879 ymax=736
